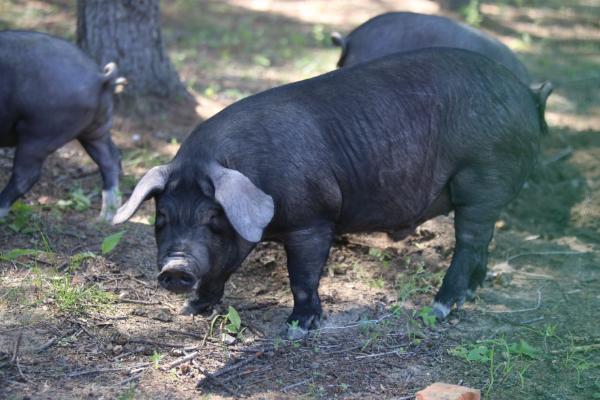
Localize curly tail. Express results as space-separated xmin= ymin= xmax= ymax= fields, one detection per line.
xmin=101 ymin=62 xmax=127 ymax=92
xmin=331 ymin=32 xmax=348 ymax=68
xmin=530 ymin=81 xmax=553 ymax=135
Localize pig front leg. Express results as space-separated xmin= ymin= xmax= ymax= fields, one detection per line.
xmin=432 ymin=212 xmax=494 ymax=320
xmin=79 ymin=135 xmax=121 ymax=222
xmin=283 ymin=225 xmax=334 ymax=340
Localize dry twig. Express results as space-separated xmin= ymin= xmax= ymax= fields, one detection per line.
xmin=282 ymin=377 xmax=312 ymax=392
xmin=484 ymin=287 xmax=543 ymax=314
xmin=161 ymin=351 xmax=199 ymax=371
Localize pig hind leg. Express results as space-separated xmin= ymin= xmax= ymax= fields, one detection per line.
xmin=283 ymin=224 xmax=334 ymax=339
xmin=432 ymin=168 xmax=522 ymax=319
xmin=79 ymin=133 xmax=121 ymax=221
xmin=0 ymin=119 xmax=81 ymax=217
xmin=0 ymin=143 xmax=50 ymax=217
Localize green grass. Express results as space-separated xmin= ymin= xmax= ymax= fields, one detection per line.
xmin=50 ymin=276 xmax=115 ymax=314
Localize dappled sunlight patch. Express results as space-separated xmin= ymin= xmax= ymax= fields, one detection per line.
xmin=228 ymin=0 xmax=439 ymax=27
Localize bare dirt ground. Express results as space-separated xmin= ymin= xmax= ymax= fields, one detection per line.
xmin=1 ymin=1 xmax=599 ymax=399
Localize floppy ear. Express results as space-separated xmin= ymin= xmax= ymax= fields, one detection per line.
xmin=112 ymin=164 xmax=171 ymax=224
xmin=209 ymin=165 xmax=274 ymax=242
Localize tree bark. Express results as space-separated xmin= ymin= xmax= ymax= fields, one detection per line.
xmin=77 ymin=0 xmax=187 ymax=99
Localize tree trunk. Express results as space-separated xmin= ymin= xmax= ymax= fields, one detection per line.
xmin=77 ymin=0 xmax=187 ymax=99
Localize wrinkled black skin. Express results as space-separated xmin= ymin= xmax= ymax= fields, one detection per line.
xmin=336 ymin=12 xmax=531 ymax=83
xmin=156 ymin=48 xmax=545 ymax=331
xmin=0 ymin=30 xmax=120 ymax=212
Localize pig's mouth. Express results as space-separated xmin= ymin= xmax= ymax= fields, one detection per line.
xmin=158 ymin=257 xmax=200 ymax=294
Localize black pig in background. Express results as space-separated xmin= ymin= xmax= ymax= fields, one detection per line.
xmin=0 ymin=31 xmax=123 ymax=221
xmin=332 ymin=12 xmax=531 ymax=83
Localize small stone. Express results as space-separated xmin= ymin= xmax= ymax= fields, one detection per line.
xmin=449 ymin=318 xmax=459 ymax=325
xmin=263 ymin=261 xmax=277 ymax=269
xmin=131 ymin=308 xmax=148 ymax=317
xmin=254 ymin=287 xmax=268 ymax=296
xmin=221 ymin=333 xmax=237 ymax=345
xmin=37 ymin=196 xmax=50 ymax=205
xmin=111 ymin=332 xmax=129 ymax=345
xmin=495 ymin=220 xmax=506 ymax=230
xmin=416 ymin=382 xmax=480 ymax=400
xmin=179 ymin=363 xmax=191 ymax=374
xmin=152 ymin=308 xmax=173 ymax=322
xmin=331 ymin=264 xmax=347 ymax=275
xmin=112 ymin=345 xmax=123 ymax=355
xmin=170 ymin=348 xmax=184 ymax=356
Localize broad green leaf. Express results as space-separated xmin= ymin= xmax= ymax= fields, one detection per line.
xmin=0 ymin=248 xmax=43 ymax=261
xmin=467 ymin=345 xmax=491 ymax=362
xmin=101 ymin=231 xmax=126 ymax=254
xmin=227 ymin=306 xmax=241 ymax=330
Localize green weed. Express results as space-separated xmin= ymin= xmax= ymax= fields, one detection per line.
xmin=417 ymin=306 xmax=437 ymax=328
xmin=50 ymin=276 xmax=115 ymax=314
xmin=69 ymin=251 xmax=96 ymax=272
xmin=101 ymin=231 xmax=126 ymax=254
xmin=117 ymin=385 xmax=136 ymax=400
xmin=57 ymin=187 xmax=92 ymax=212
xmin=150 ymin=351 xmax=163 ymax=368
xmin=4 ymin=201 xmax=37 ymax=233
xmin=210 ymin=306 xmax=245 ymax=340
xmin=450 ymin=337 xmax=541 ymax=396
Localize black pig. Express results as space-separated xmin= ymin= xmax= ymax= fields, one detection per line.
xmin=0 ymin=31 xmax=122 ymax=220
xmin=332 ymin=12 xmax=530 ymax=83
xmin=114 ymin=48 xmax=552 ymax=338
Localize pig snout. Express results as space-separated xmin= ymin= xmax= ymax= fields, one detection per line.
xmin=158 ymin=257 xmax=198 ymax=293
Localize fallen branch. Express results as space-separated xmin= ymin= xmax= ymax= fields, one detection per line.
xmin=282 ymin=377 xmax=312 ymax=392
xmin=34 ymin=329 xmax=78 ymax=353
xmin=314 ymin=313 xmax=394 ymax=333
xmin=194 ymin=361 xmax=241 ymax=397
xmin=118 ymin=298 xmax=162 ymax=305
xmin=66 ymin=363 xmax=151 ymax=378
xmin=355 ymin=349 xmax=410 ymax=360
xmin=11 ymin=330 xmax=23 ymax=363
xmin=210 ymin=351 xmax=263 ymax=378
xmin=161 ymin=351 xmax=199 ymax=371
xmin=570 ymin=344 xmax=600 ymax=353
xmin=15 ymin=357 xmax=31 ymax=383
xmin=507 ymin=250 xmax=589 ymax=262
xmin=484 ymin=287 xmax=542 ymax=314
xmin=129 ymin=338 xmax=188 ymax=348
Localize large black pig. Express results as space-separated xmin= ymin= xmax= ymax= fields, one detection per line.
xmin=0 ymin=31 xmax=122 ymax=220
xmin=114 ymin=48 xmax=552 ymax=338
xmin=332 ymin=12 xmax=531 ymax=83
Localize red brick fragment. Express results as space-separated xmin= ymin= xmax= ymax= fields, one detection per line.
xmin=416 ymin=382 xmax=481 ymax=400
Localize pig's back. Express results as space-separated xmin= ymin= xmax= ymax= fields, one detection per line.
xmin=190 ymin=48 xmax=542 ymax=231
xmin=0 ymin=31 xmax=103 ymax=114
xmin=344 ymin=12 xmax=530 ymax=83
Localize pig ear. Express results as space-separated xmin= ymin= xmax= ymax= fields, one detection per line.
xmin=209 ymin=165 xmax=274 ymax=242
xmin=112 ymin=165 xmax=171 ymax=224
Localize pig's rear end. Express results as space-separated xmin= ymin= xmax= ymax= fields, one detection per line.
xmin=0 ymin=31 xmax=121 ymax=220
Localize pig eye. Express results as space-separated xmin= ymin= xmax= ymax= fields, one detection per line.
xmin=207 ymin=212 xmax=226 ymax=234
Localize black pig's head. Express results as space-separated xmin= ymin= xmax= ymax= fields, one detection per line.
xmin=112 ymin=163 xmax=274 ymax=306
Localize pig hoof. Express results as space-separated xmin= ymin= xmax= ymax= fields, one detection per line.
xmin=0 ymin=207 xmax=9 ymax=219
xmin=181 ymin=299 xmax=215 ymax=316
xmin=431 ymin=302 xmax=452 ymax=320
xmin=99 ymin=188 xmax=121 ymax=222
xmin=465 ymin=289 xmax=477 ymax=302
